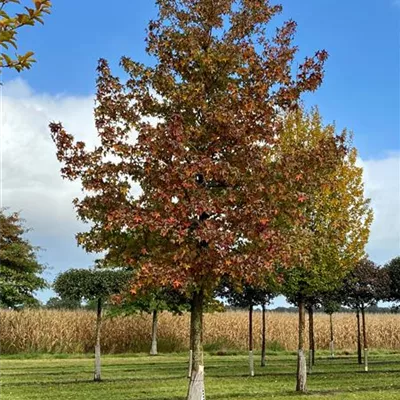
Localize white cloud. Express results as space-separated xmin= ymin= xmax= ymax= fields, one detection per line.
xmin=1 ymin=78 xmax=399 ymax=283
xmin=359 ymin=154 xmax=400 ymax=264
xmin=1 ymin=78 xmax=98 ymax=237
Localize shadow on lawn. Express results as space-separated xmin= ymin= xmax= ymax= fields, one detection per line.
xmin=2 ymin=374 xmax=186 ymax=387
xmin=206 ymin=385 xmax=400 ymax=399
xmin=4 ymin=366 xmax=400 ymax=388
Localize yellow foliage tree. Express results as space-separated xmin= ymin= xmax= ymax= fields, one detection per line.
xmin=279 ymin=108 xmax=373 ymax=392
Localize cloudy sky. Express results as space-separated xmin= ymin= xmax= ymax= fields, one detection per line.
xmin=2 ymin=0 xmax=399 ymax=306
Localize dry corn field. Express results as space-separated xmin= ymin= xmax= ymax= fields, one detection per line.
xmin=1 ymin=309 xmax=399 ymax=354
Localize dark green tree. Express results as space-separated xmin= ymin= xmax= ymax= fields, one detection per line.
xmin=220 ymin=279 xmax=276 ymax=374
xmin=383 ymin=256 xmax=400 ymax=307
xmin=45 ymin=296 xmax=82 ymax=310
xmin=320 ymin=292 xmax=342 ymax=358
xmin=342 ymin=259 xmax=390 ymax=371
xmin=110 ymin=286 xmax=190 ymax=356
xmin=53 ymin=268 xmax=131 ymax=381
xmin=0 ymin=210 xmax=47 ymax=309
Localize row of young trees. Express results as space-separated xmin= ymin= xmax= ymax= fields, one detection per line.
xmin=0 ymin=203 xmax=398 ymax=389
xmin=224 ymin=257 xmax=399 ymax=377
xmin=47 ymin=254 xmax=399 ymax=385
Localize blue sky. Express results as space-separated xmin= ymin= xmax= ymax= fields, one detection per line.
xmin=5 ymin=0 xmax=399 ymax=158
xmin=2 ymin=0 xmax=399 ymax=306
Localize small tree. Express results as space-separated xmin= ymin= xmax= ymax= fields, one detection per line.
xmin=0 ymin=0 xmax=51 ymax=73
xmin=53 ymin=268 xmax=131 ymax=381
xmin=342 ymin=259 xmax=390 ymax=372
xmin=220 ymin=279 xmax=276 ymax=374
xmin=384 ymin=256 xmax=400 ymax=306
xmin=320 ymin=294 xmax=342 ymax=358
xmin=45 ymin=296 xmax=82 ymax=310
xmin=111 ymin=286 xmax=190 ymax=356
xmin=0 ymin=210 xmax=47 ymax=308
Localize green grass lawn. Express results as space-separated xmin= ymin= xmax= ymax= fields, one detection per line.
xmin=1 ymin=351 xmax=400 ymax=400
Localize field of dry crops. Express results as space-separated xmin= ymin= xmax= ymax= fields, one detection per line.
xmin=1 ymin=309 xmax=399 ymax=354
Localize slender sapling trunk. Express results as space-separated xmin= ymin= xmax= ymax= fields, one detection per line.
xmin=361 ymin=305 xmax=368 ymax=372
xmin=150 ymin=309 xmax=158 ymax=356
xmin=356 ymin=308 xmax=362 ymax=365
xmin=307 ymin=306 xmax=315 ymax=373
xmin=261 ymin=302 xmax=266 ymax=367
xmin=188 ymin=303 xmax=195 ymax=378
xmin=296 ymin=298 xmax=307 ymax=392
xmin=329 ymin=313 xmax=334 ymax=358
xmin=248 ymin=304 xmax=254 ymax=376
xmin=311 ymin=308 xmax=315 ymax=366
xmin=94 ymin=297 xmax=102 ymax=382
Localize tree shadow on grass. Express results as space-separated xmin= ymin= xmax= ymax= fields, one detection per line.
xmin=205 ymin=384 xmax=400 ymax=399
xmin=1 ymin=374 xmax=186 ymax=387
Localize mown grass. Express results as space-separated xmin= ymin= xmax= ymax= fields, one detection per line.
xmin=1 ymin=351 xmax=399 ymax=399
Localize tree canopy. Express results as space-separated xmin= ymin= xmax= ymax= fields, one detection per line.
xmin=0 ymin=209 xmax=47 ymax=308
xmin=50 ymin=0 xmax=341 ymax=297
xmin=342 ymin=258 xmax=390 ymax=309
xmin=280 ymin=108 xmax=372 ymax=305
xmin=384 ymin=256 xmax=400 ymax=305
xmin=53 ymin=268 xmax=132 ymax=303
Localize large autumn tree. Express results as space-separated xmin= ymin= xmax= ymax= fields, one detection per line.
xmin=0 ymin=209 xmax=47 ymax=308
xmin=50 ymin=1 xmax=342 ymax=398
xmin=0 ymin=0 xmax=51 ymax=73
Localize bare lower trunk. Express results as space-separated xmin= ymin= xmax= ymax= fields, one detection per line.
xmin=296 ymin=299 xmax=307 ymax=392
xmin=356 ymin=308 xmax=362 ymax=365
xmin=94 ymin=298 xmax=102 ymax=382
xmin=188 ymin=349 xmax=193 ymax=379
xmin=187 ymin=290 xmax=205 ymax=400
xmin=361 ymin=305 xmax=368 ymax=372
xmin=329 ymin=313 xmax=334 ymax=358
xmin=307 ymin=306 xmax=314 ymax=373
xmin=150 ymin=309 xmax=158 ymax=356
xmin=188 ymin=303 xmax=195 ymax=378
xmin=248 ymin=304 xmax=254 ymax=376
xmin=311 ymin=308 xmax=315 ymax=366
xmin=261 ymin=303 xmax=266 ymax=367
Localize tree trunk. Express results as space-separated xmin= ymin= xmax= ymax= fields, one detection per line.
xmin=261 ymin=303 xmax=266 ymax=367
xmin=296 ymin=299 xmax=307 ymax=392
xmin=356 ymin=308 xmax=362 ymax=365
xmin=248 ymin=304 xmax=254 ymax=376
xmin=187 ymin=290 xmax=205 ymax=400
xmin=188 ymin=303 xmax=195 ymax=379
xmin=307 ymin=306 xmax=315 ymax=372
xmin=361 ymin=305 xmax=368 ymax=372
xmin=94 ymin=297 xmax=102 ymax=382
xmin=150 ymin=309 xmax=158 ymax=356
xmin=329 ymin=313 xmax=334 ymax=358
xmin=311 ymin=308 xmax=315 ymax=366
